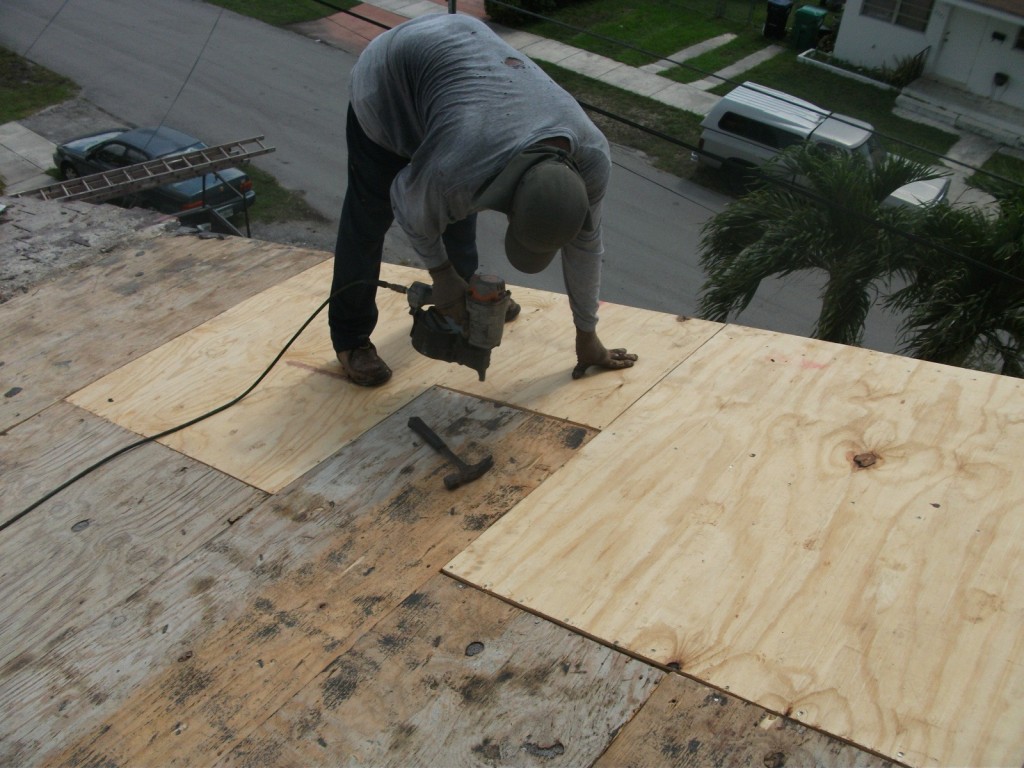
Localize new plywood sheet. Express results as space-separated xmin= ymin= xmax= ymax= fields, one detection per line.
xmin=446 ymin=324 xmax=1024 ymax=768
xmin=0 ymin=233 xmax=323 ymax=434
xmin=68 ymin=260 xmax=719 ymax=491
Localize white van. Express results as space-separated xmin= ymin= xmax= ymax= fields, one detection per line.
xmin=694 ymin=82 xmax=949 ymax=206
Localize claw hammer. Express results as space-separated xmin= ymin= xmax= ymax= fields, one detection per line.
xmin=408 ymin=417 xmax=494 ymax=490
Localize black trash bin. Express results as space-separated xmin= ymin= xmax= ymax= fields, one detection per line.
xmin=764 ymin=0 xmax=793 ymax=40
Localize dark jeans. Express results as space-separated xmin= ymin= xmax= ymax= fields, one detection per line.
xmin=329 ymin=104 xmax=479 ymax=352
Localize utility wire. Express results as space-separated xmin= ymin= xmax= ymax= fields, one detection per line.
xmin=311 ymin=0 xmax=1024 ymax=286
xmin=19 ymin=0 xmax=72 ymax=60
xmin=582 ymin=99 xmax=1024 ymax=288
xmin=24 ymin=0 xmax=1021 ymax=286
xmin=146 ymin=7 xmax=225 ymax=154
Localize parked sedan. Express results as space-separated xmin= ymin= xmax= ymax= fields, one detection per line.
xmin=53 ymin=125 xmax=255 ymax=218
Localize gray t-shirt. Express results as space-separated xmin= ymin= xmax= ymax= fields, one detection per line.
xmin=349 ymin=13 xmax=611 ymax=330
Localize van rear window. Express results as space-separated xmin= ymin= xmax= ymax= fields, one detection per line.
xmin=717 ymin=111 xmax=802 ymax=151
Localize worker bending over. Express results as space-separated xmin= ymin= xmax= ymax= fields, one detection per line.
xmin=330 ymin=13 xmax=637 ymax=386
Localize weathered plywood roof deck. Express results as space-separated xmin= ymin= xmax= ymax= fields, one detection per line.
xmin=1 ymin=218 xmax=1021 ymax=768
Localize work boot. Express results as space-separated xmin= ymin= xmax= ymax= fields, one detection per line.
xmin=505 ymin=296 xmax=521 ymax=323
xmin=337 ymin=342 xmax=392 ymax=387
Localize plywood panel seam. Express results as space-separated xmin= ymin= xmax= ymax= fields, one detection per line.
xmin=440 ymin=570 xmax=671 ymax=671
xmin=437 ymin=384 xmax=595 ymax=432
xmin=590 ymin=322 xmax=729 ymax=432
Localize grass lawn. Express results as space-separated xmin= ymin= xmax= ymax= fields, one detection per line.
xmin=502 ymin=0 xmax=766 ymax=67
xmin=488 ymin=0 xmax=956 ymax=171
xmin=0 ymin=3 xmax=970 ymax=202
xmin=244 ymin=165 xmax=329 ymax=224
xmin=969 ymin=151 xmax=1024 ymax=197
xmin=0 ymin=43 xmax=324 ymax=217
xmin=0 ymin=47 xmax=77 ymax=124
xmin=0 ymin=47 xmax=77 ymax=193
xmin=663 ymin=33 xmax=775 ymax=84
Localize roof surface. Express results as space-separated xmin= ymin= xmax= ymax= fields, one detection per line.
xmin=1 ymin=203 xmax=1021 ymax=767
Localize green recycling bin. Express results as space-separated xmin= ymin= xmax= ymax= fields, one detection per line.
xmin=791 ymin=5 xmax=828 ymax=50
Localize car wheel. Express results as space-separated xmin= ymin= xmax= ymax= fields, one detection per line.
xmin=59 ymin=162 xmax=80 ymax=181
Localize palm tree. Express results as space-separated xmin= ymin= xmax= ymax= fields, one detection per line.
xmin=888 ymin=188 xmax=1024 ymax=377
xmin=698 ymin=146 xmax=944 ymax=346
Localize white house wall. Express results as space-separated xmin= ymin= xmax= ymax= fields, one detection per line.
xmin=834 ymin=0 xmax=938 ymax=68
xmin=955 ymin=11 xmax=1023 ymax=106
xmin=834 ymin=0 xmax=1024 ymax=108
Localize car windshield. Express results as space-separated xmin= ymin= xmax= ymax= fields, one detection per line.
xmin=161 ymin=141 xmax=207 ymax=158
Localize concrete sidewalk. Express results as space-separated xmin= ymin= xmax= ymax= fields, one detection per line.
xmin=0 ymin=122 xmax=56 ymax=195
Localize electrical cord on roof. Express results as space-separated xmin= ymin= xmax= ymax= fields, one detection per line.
xmin=1 ymin=279 xmax=411 ymax=534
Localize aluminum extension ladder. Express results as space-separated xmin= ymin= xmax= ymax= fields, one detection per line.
xmin=17 ymin=136 xmax=275 ymax=205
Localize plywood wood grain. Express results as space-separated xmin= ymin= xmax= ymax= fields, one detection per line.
xmin=7 ymin=388 xmax=594 ymax=767
xmin=224 ymin=575 xmax=662 ymax=767
xmin=446 ymin=325 xmax=1024 ymax=768
xmin=1 ymin=401 xmax=139 ymax=528
xmin=0 ymin=402 xmax=265 ymax=670
xmin=69 ymin=260 xmax=719 ymax=492
xmin=0 ymin=234 xmax=324 ymax=434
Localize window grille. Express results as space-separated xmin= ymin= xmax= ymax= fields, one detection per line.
xmin=861 ymin=0 xmax=933 ymax=31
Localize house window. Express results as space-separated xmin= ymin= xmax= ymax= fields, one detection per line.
xmin=861 ymin=0 xmax=934 ymax=31
xmin=1016 ymin=27 xmax=1024 ymax=50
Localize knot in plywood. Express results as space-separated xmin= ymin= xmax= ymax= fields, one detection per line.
xmin=850 ymin=451 xmax=880 ymax=471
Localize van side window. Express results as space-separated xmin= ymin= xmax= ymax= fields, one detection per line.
xmin=773 ymin=129 xmax=803 ymax=150
xmin=717 ymin=111 xmax=802 ymax=151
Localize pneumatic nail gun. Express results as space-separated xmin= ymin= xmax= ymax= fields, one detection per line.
xmin=406 ymin=273 xmax=511 ymax=381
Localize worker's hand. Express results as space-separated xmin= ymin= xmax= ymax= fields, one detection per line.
xmin=429 ymin=260 xmax=469 ymax=328
xmin=572 ymin=329 xmax=637 ymax=379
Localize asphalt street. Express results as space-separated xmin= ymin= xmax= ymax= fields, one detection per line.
xmin=0 ymin=0 xmax=905 ymax=351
